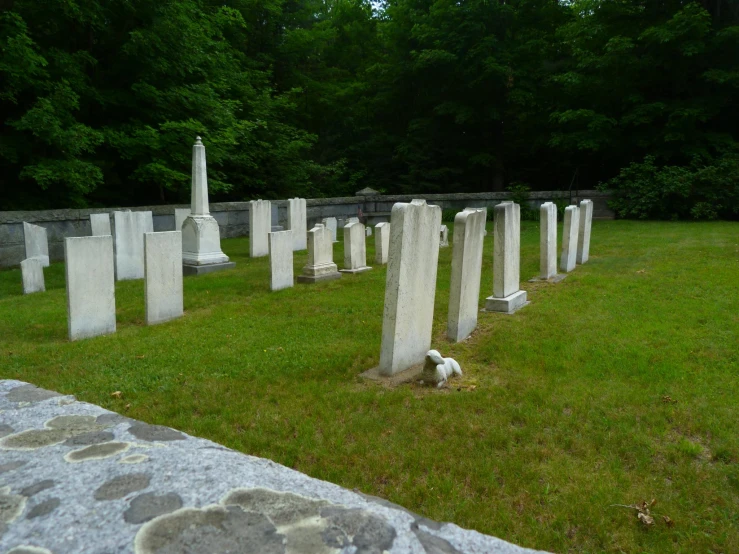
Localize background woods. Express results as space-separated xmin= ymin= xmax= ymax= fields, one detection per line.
xmin=1 ymin=0 xmax=738 ymax=217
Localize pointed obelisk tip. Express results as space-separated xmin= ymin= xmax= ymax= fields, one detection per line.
xmin=195 ymin=136 xmax=202 ymax=145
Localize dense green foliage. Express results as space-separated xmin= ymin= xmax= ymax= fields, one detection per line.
xmin=1 ymin=0 xmax=737 ymax=214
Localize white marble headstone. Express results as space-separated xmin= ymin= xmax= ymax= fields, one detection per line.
xmin=22 ymin=222 xmax=49 ymax=267
xmin=144 ymin=231 xmax=184 ymax=325
xmin=540 ymin=202 xmax=557 ymax=279
xmin=113 ymin=211 xmax=154 ymax=281
xmin=577 ymin=199 xmax=593 ymax=264
xmin=249 ymin=199 xmax=271 ymax=258
xmin=560 ymin=205 xmax=580 ymax=273
xmin=269 ymin=231 xmax=294 ymax=291
xmin=287 ymin=198 xmax=307 ymax=251
xmin=374 ymin=222 xmax=390 ymax=265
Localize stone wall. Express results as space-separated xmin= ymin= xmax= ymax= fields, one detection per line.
xmin=0 ymin=190 xmax=612 ymax=268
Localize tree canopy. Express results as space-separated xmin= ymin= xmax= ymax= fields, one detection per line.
xmin=1 ymin=0 xmax=737 ymax=217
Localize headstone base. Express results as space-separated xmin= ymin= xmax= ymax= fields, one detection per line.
xmin=339 ymin=266 xmax=372 ymax=274
xmin=484 ymin=290 xmax=528 ymax=314
xmin=183 ymin=262 xmax=236 ymax=276
xmin=360 ymin=363 xmax=423 ymax=385
xmin=528 ymin=274 xmax=568 ymax=284
xmin=297 ymin=272 xmax=342 ymax=284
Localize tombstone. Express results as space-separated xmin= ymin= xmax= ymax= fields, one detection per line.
xmin=378 ymin=199 xmax=441 ymax=376
xmin=144 ymin=231 xmax=184 ymax=325
xmin=249 ymin=199 xmax=271 ymax=258
xmin=484 ymin=202 xmax=527 ymax=314
xmin=448 ymin=209 xmax=486 ymax=342
xmin=174 ymin=208 xmax=191 ymax=231
xmin=287 ymin=198 xmax=307 ymax=251
xmin=374 ymin=222 xmax=390 ymax=265
xmin=64 ymin=236 xmax=116 ymax=341
xmin=297 ymin=224 xmax=341 ymax=284
xmin=577 ymin=199 xmax=594 ymax=264
xmin=22 ymin=222 xmax=49 ymax=267
xmin=365 ymin=226 xmax=373 ymax=237
xmin=439 ymin=225 xmax=449 ymax=247
xmin=540 ymin=202 xmax=557 ymax=279
xmin=321 ymin=217 xmax=339 ymax=242
xmin=269 ymin=231 xmax=294 ymax=291
xmin=21 ymin=258 xmax=45 ymax=294
xmin=271 ymin=203 xmax=283 ymax=232
xmin=467 ymin=207 xmax=489 ymax=237
xmin=347 ymin=217 xmax=359 ymax=225
xmin=182 ymin=137 xmax=234 ymax=275
xmin=113 ymin=210 xmax=153 ymax=281
xmin=560 ymin=205 xmax=580 ymax=273
xmin=337 ymin=218 xmax=346 ymax=232
xmin=340 ymin=221 xmax=371 ymax=274
xmin=90 ymin=213 xmax=112 ymax=236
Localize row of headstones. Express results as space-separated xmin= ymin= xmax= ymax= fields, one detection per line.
xmin=376 ymin=198 xmax=594 ymax=376
xmin=64 ymin=231 xmax=184 ymax=341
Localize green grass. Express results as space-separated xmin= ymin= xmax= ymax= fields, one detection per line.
xmin=1 ymin=220 xmax=738 ymax=553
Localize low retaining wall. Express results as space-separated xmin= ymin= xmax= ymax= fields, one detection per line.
xmin=0 ymin=190 xmax=612 ymax=268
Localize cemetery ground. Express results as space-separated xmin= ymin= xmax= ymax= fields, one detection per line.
xmin=1 ymin=220 xmax=737 ymax=554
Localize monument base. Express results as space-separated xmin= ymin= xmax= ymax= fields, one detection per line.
xmin=297 ymin=272 xmax=342 ymax=284
xmin=339 ymin=266 xmax=372 ymax=274
xmin=360 ymin=363 xmax=424 ymax=386
xmin=183 ymin=262 xmax=236 ymax=276
xmin=528 ymin=274 xmax=568 ymax=284
xmin=484 ymin=290 xmax=528 ymax=314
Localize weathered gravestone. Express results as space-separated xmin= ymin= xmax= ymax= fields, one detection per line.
xmin=22 ymin=222 xmax=49 ymax=267
xmin=173 ymin=208 xmax=191 ymax=231
xmin=378 ymin=199 xmax=441 ymax=376
xmin=297 ymin=224 xmax=341 ymax=284
xmin=321 ymin=217 xmax=339 ymax=242
xmin=64 ymin=236 xmax=116 ymax=341
xmin=21 ymin=258 xmax=45 ymax=295
xmin=0 ymin=379 xmax=548 ymax=554
xmin=144 ymin=231 xmax=183 ymax=326
xmin=268 ymin=231 xmax=294 ymax=291
xmin=340 ymin=221 xmax=371 ymax=274
xmin=113 ymin=211 xmax=153 ymax=281
xmin=374 ymin=222 xmax=390 ymax=265
xmin=182 ymin=137 xmax=234 ymax=276
xmin=577 ymin=199 xmax=593 ymax=264
xmin=90 ymin=213 xmax=112 ymax=236
xmin=287 ymin=198 xmax=307 ymax=251
xmin=539 ymin=202 xmax=557 ymax=280
xmin=249 ymin=200 xmax=271 ymax=258
xmin=366 ymin=226 xmax=373 ymax=237
xmin=448 ymin=209 xmax=486 ymax=342
xmin=560 ymin=205 xmax=580 ymax=273
xmin=439 ymin=225 xmax=449 ymax=247
xmin=485 ymin=202 xmax=527 ymax=314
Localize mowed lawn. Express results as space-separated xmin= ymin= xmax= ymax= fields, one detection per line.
xmin=1 ymin=220 xmax=737 ymax=553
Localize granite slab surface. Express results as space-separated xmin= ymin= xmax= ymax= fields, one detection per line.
xmin=0 ymin=380 xmax=548 ymax=554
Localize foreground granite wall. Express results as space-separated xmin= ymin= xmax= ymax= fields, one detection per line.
xmin=0 ymin=379 xmax=547 ymax=554
xmin=0 ymin=190 xmax=612 ymax=268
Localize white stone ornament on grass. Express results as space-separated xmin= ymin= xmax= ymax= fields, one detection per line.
xmin=379 ymin=199 xmax=441 ymax=376
xmin=540 ymin=202 xmax=557 ymax=279
xmin=287 ymin=198 xmax=307 ymax=251
xmin=21 ymin=258 xmax=45 ymax=294
xmin=174 ymin=208 xmax=191 ymax=231
xmin=23 ymin=222 xmax=49 ymax=267
xmin=90 ymin=213 xmax=112 ymax=236
xmin=249 ymin=199 xmax=271 ymax=258
xmin=577 ymin=199 xmax=593 ymax=264
xmin=484 ymin=202 xmax=527 ymax=314
xmin=448 ymin=208 xmax=485 ymax=342
xmin=182 ymin=137 xmax=234 ymax=275
xmin=439 ymin=225 xmax=449 ymax=247
xmin=421 ymin=350 xmax=462 ymax=388
xmin=297 ymin=224 xmax=341 ymax=284
xmin=113 ymin=210 xmax=153 ymax=281
xmin=560 ymin=205 xmax=580 ymax=273
xmin=144 ymin=231 xmax=184 ymax=325
xmin=269 ymin=231 xmax=294 ymax=291
xmin=340 ymin=221 xmax=371 ymax=274
xmin=374 ymin=222 xmax=390 ymax=265
xmin=321 ymin=217 xmax=338 ymax=242
xmin=64 ymin=235 xmax=116 ymax=341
